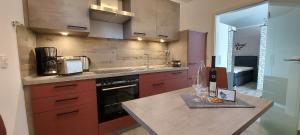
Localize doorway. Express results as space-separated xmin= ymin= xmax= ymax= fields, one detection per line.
xmin=214 ymin=2 xmax=268 ymax=97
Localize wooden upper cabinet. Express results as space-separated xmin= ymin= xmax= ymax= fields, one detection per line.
xmin=27 ymin=0 xmax=90 ymax=35
xmin=124 ymin=0 xmax=179 ymax=41
xmin=156 ymin=0 xmax=180 ymax=41
xmin=124 ymin=0 xmax=157 ymax=40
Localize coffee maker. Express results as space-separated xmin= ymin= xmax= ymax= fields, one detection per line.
xmin=35 ymin=47 xmax=58 ymax=76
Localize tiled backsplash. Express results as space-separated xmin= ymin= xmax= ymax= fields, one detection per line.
xmin=16 ymin=26 xmax=168 ymax=77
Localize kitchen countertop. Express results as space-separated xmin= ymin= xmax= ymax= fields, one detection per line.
xmin=22 ymin=66 xmax=188 ymax=85
xmin=122 ymin=87 xmax=273 ymax=135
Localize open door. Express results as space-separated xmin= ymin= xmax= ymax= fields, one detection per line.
xmin=261 ymin=0 xmax=300 ymax=134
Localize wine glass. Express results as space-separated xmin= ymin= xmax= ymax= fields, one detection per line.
xmin=192 ymin=61 xmax=208 ymax=101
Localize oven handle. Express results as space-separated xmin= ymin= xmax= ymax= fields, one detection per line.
xmin=102 ymin=84 xmax=137 ymax=91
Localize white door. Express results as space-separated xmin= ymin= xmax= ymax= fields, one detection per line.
xmin=261 ymin=0 xmax=300 ymax=134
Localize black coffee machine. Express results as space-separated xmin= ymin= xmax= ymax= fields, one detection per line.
xmin=35 ymin=47 xmax=58 ymax=76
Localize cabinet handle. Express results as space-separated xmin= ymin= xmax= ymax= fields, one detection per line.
xmin=56 ymin=109 xmax=79 ymax=117
xmin=152 ymin=82 xmax=164 ymax=87
xmin=54 ymin=84 xmax=78 ymax=89
xmin=158 ymin=35 xmax=168 ymax=38
xmin=67 ymin=25 xmax=87 ymax=30
xmin=172 ymin=71 xmax=182 ymax=75
xmin=133 ymin=32 xmax=146 ymax=36
xmin=55 ymin=97 xmax=79 ymax=103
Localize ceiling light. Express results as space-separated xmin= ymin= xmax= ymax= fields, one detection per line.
xmin=137 ymin=37 xmax=143 ymax=41
xmin=60 ymin=32 xmax=69 ymax=36
xmin=160 ymin=39 xmax=165 ymax=43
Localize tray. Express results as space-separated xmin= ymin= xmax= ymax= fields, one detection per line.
xmin=181 ymin=94 xmax=255 ymax=108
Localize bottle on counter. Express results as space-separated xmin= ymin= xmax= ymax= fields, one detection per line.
xmin=209 ymin=56 xmax=217 ymax=97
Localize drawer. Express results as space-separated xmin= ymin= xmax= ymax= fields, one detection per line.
xmin=165 ymin=77 xmax=188 ymax=92
xmin=30 ymin=80 xmax=96 ymax=99
xmin=33 ymin=104 xmax=98 ymax=135
xmin=166 ymin=70 xmax=188 ymax=80
xmin=31 ymin=91 xmax=97 ymax=114
xmin=139 ymin=79 xmax=167 ymax=97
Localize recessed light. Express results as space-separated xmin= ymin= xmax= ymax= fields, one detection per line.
xmin=60 ymin=32 xmax=69 ymax=36
xmin=160 ymin=39 xmax=165 ymax=43
xmin=137 ymin=37 xmax=143 ymax=41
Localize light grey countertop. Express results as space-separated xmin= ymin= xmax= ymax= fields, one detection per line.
xmin=23 ymin=66 xmax=188 ymax=85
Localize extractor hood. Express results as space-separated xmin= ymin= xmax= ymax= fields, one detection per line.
xmin=89 ymin=4 xmax=134 ymax=24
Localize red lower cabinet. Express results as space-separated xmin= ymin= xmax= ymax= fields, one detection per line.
xmin=99 ymin=116 xmax=136 ymax=135
xmin=140 ymin=70 xmax=188 ymax=97
xmin=33 ymin=104 xmax=98 ymax=135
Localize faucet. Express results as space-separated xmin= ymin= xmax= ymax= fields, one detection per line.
xmin=144 ymin=54 xmax=150 ymax=69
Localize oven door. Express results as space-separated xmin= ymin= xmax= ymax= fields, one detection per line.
xmin=98 ymin=82 xmax=138 ymax=123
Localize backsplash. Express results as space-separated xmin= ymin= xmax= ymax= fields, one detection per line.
xmin=16 ymin=26 xmax=168 ymax=77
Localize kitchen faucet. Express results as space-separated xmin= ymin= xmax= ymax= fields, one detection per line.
xmin=144 ymin=54 xmax=150 ymax=69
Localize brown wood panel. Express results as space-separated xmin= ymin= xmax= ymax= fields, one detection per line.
xmin=0 ymin=115 xmax=6 ymax=135
xmin=32 ymin=91 xmax=96 ymax=114
xmin=99 ymin=116 xmax=136 ymax=135
xmin=27 ymin=0 xmax=90 ymax=34
xmin=187 ymin=31 xmax=207 ymax=64
xmin=139 ymin=79 xmax=166 ymax=97
xmin=30 ymin=80 xmax=96 ymax=99
xmin=33 ymin=104 xmax=98 ymax=135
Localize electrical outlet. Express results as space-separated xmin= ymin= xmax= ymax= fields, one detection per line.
xmin=0 ymin=54 xmax=8 ymax=69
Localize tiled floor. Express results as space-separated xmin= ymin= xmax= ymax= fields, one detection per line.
xmin=235 ymin=82 xmax=262 ymax=97
xmin=118 ymin=122 xmax=269 ymax=135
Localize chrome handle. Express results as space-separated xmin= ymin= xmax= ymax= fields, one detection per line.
xmin=284 ymin=58 xmax=300 ymax=62
xmin=67 ymin=25 xmax=87 ymax=30
xmin=102 ymin=84 xmax=137 ymax=91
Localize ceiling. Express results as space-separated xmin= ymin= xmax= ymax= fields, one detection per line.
xmin=219 ymin=3 xmax=268 ymax=28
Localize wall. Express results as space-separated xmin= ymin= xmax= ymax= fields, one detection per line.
xmin=36 ymin=35 xmax=168 ymax=69
xmin=179 ymin=0 xmax=265 ymax=65
xmin=0 ymin=0 xmax=29 ymax=135
xmin=215 ymin=17 xmax=230 ymax=68
xmin=234 ymin=26 xmax=261 ymax=56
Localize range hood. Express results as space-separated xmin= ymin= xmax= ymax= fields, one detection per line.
xmin=89 ymin=3 xmax=134 ymax=24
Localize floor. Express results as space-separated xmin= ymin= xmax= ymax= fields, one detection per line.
xmin=235 ymin=82 xmax=262 ymax=97
xmin=118 ymin=122 xmax=269 ymax=135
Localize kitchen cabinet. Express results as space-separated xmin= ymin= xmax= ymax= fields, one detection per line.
xmin=168 ymin=30 xmax=207 ymax=86
xmin=139 ymin=70 xmax=188 ymax=97
xmin=156 ymin=0 xmax=180 ymax=41
xmin=27 ymin=0 xmax=90 ymax=35
xmin=124 ymin=0 xmax=180 ymax=42
xmin=29 ymin=80 xmax=98 ymax=135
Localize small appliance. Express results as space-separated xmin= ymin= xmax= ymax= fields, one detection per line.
xmin=35 ymin=47 xmax=58 ymax=76
xmin=57 ymin=56 xmax=83 ymax=75
xmin=171 ymin=60 xmax=182 ymax=67
xmin=76 ymin=56 xmax=90 ymax=72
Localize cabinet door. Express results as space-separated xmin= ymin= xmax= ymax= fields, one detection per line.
xmin=128 ymin=0 xmax=157 ymax=39
xmin=28 ymin=0 xmax=90 ymax=34
xmin=156 ymin=0 xmax=180 ymax=41
xmin=33 ymin=104 xmax=98 ymax=135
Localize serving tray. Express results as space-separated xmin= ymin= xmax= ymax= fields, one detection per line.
xmin=181 ymin=94 xmax=255 ymax=108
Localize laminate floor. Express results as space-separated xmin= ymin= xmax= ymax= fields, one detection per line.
xmin=235 ymin=82 xmax=262 ymax=97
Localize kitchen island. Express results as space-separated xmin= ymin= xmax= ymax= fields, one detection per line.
xmin=122 ymin=87 xmax=273 ymax=135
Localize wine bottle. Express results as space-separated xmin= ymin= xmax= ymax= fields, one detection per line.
xmin=209 ymin=56 xmax=217 ymax=97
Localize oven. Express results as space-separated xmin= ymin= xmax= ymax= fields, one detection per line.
xmin=96 ymin=75 xmax=139 ymax=123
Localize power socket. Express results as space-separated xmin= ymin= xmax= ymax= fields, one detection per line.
xmin=0 ymin=54 xmax=8 ymax=69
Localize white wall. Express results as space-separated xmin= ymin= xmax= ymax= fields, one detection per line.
xmin=0 ymin=0 xmax=29 ymax=135
xmin=178 ymin=0 xmax=264 ymax=65
xmin=234 ymin=26 xmax=261 ymax=56
xmin=215 ymin=17 xmax=229 ymax=68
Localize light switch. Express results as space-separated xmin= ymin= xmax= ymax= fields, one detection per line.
xmin=0 ymin=54 xmax=8 ymax=69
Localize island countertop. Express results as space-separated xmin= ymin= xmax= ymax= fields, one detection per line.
xmin=122 ymin=87 xmax=273 ymax=135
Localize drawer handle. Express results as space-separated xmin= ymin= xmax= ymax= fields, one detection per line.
xmin=55 ymin=97 xmax=79 ymax=103
xmin=172 ymin=71 xmax=182 ymax=75
xmin=54 ymin=84 xmax=78 ymax=89
xmin=56 ymin=109 xmax=79 ymax=117
xmin=67 ymin=25 xmax=87 ymax=30
xmin=152 ymin=82 xmax=164 ymax=87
